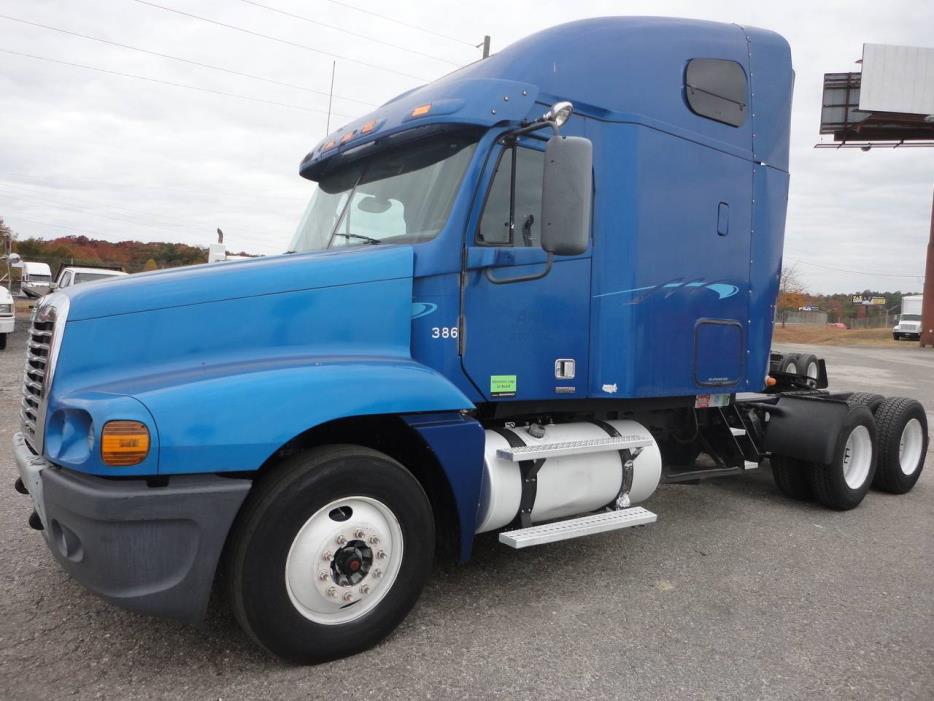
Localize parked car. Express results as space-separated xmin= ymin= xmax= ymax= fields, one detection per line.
xmin=54 ymin=266 xmax=127 ymax=290
xmin=20 ymin=262 xmax=53 ymax=298
xmin=0 ymin=285 xmax=14 ymax=349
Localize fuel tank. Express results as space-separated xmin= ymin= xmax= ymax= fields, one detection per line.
xmin=475 ymin=420 xmax=661 ymax=533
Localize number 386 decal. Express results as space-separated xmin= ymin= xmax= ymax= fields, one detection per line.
xmin=431 ymin=326 xmax=459 ymax=339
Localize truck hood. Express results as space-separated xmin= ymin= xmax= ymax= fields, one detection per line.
xmin=62 ymin=246 xmax=415 ymax=322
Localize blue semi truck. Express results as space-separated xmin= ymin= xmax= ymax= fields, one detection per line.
xmin=12 ymin=17 xmax=929 ymax=663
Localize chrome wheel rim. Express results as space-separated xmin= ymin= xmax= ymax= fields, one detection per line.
xmin=899 ymin=419 xmax=924 ymax=476
xmin=285 ymin=496 xmax=403 ymax=625
xmin=806 ymin=361 xmax=819 ymax=380
xmin=785 ymin=361 xmax=798 ymax=375
xmin=842 ymin=425 xmax=872 ymax=489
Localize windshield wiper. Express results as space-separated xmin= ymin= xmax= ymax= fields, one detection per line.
xmin=333 ymin=233 xmax=382 ymax=245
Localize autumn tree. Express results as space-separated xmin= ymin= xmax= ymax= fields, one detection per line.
xmin=777 ymin=263 xmax=807 ymax=327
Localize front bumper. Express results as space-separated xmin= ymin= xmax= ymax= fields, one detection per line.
xmin=13 ymin=433 xmax=251 ymax=623
xmin=0 ymin=316 xmax=14 ymax=333
xmin=894 ymin=329 xmax=920 ymax=339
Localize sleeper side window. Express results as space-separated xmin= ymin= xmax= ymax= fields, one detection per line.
xmin=685 ymin=58 xmax=748 ymax=127
xmin=477 ymin=144 xmax=545 ymax=247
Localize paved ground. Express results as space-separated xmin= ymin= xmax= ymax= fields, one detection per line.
xmin=0 ymin=327 xmax=932 ymax=700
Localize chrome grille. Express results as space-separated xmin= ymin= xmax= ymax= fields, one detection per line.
xmin=20 ymin=314 xmax=55 ymax=449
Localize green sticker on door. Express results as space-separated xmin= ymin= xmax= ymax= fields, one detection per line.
xmin=490 ymin=375 xmax=517 ymax=397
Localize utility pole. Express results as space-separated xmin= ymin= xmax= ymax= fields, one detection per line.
xmin=920 ymin=190 xmax=934 ymax=347
xmin=325 ymin=60 xmax=336 ymax=134
xmin=479 ymin=35 xmax=491 ymax=59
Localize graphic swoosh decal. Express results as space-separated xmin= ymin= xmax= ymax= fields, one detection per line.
xmin=411 ymin=302 xmax=438 ymax=319
xmin=595 ymin=280 xmax=740 ymax=301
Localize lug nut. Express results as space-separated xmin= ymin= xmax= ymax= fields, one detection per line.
xmin=326 ymin=587 xmax=336 ymax=598
xmin=376 ymin=550 xmax=387 ymax=560
xmin=342 ymin=592 xmax=354 ymax=602
xmin=322 ymin=551 xmax=333 ymax=561
xmin=354 ymin=529 xmax=365 ymax=539
xmin=336 ymin=535 xmax=347 ymax=546
xmin=319 ymin=570 xmax=329 ymax=581
xmin=368 ymin=535 xmax=380 ymax=545
xmin=360 ymin=585 xmax=370 ymax=595
xmin=373 ymin=569 xmax=382 ymax=578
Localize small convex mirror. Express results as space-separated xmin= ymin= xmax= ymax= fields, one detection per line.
xmin=540 ymin=135 xmax=592 ymax=256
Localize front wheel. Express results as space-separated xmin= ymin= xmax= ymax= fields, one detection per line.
xmin=0 ymin=333 xmax=7 ymax=350
xmin=224 ymin=445 xmax=434 ymax=663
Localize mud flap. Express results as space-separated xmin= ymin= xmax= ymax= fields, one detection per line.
xmin=761 ymin=395 xmax=849 ymax=465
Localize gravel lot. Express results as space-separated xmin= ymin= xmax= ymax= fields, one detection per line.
xmin=1 ymin=326 xmax=932 ymax=700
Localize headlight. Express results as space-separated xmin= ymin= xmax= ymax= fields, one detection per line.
xmin=0 ymin=304 xmax=11 ymax=314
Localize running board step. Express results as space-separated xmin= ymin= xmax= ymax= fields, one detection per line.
xmin=498 ymin=507 xmax=657 ymax=548
xmin=497 ymin=435 xmax=653 ymax=462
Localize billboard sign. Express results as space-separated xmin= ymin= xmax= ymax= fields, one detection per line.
xmin=859 ymin=44 xmax=934 ymax=115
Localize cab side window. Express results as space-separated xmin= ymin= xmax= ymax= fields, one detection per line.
xmin=477 ymin=145 xmax=544 ymax=247
xmin=685 ymin=58 xmax=748 ymax=127
xmin=59 ymin=272 xmax=72 ymax=288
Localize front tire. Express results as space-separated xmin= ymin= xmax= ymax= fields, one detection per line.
xmin=809 ymin=406 xmax=877 ymax=511
xmin=0 ymin=333 xmax=7 ymax=350
xmin=224 ymin=445 xmax=434 ymax=663
xmin=872 ymin=397 xmax=928 ymax=494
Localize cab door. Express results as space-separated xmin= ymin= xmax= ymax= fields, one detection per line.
xmin=461 ymin=139 xmax=591 ymax=401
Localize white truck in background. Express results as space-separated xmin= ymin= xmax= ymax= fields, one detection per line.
xmin=20 ymin=262 xmax=53 ymax=298
xmin=54 ymin=266 xmax=127 ymax=290
xmin=0 ymin=285 xmax=14 ymax=349
xmin=893 ymin=295 xmax=922 ymax=341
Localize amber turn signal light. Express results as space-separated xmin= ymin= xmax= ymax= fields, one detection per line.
xmin=101 ymin=420 xmax=150 ymax=466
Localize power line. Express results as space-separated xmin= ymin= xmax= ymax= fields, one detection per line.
xmin=0 ymin=48 xmax=354 ymax=117
xmin=0 ymin=13 xmax=376 ymax=108
xmin=790 ymin=258 xmax=925 ymax=280
xmin=238 ymin=0 xmax=460 ymax=66
xmin=130 ymin=0 xmax=431 ymax=82
xmin=0 ymin=183 xmax=193 ymax=230
xmin=324 ymin=0 xmax=475 ymax=48
xmin=0 ymin=186 xmax=207 ymax=231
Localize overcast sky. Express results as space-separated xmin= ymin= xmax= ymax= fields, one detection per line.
xmin=0 ymin=0 xmax=931 ymax=293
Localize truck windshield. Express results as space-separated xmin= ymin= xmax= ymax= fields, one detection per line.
xmin=901 ymin=314 xmax=921 ymax=321
xmin=288 ymin=129 xmax=479 ymax=252
xmin=74 ymin=272 xmax=120 ymax=284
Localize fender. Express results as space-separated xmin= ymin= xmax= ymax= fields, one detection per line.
xmin=128 ymin=357 xmax=475 ymax=474
xmin=761 ymin=395 xmax=849 ymax=465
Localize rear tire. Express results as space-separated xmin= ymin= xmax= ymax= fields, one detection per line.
xmin=847 ymin=392 xmax=884 ymax=412
xmin=770 ymin=455 xmax=814 ymax=501
xmin=809 ymin=405 xmax=877 ymax=511
xmin=798 ymin=354 xmax=819 ymax=383
xmin=872 ymin=397 xmax=928 ymax=494
xmin=778 ymin=354 xmax=800 ymax=375
xmin=224 ymin=445 xmax=434 ymax=663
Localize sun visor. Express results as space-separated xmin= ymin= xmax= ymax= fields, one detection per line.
xmin=300 ymin=78 xmax=539 ymax=181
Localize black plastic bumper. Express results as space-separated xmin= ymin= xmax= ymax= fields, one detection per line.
xmin=15 ymin=436 xmax=251 ymax=623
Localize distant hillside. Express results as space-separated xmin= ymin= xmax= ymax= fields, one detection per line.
xmin=12 ymin=235 xmax=257 ymax=274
